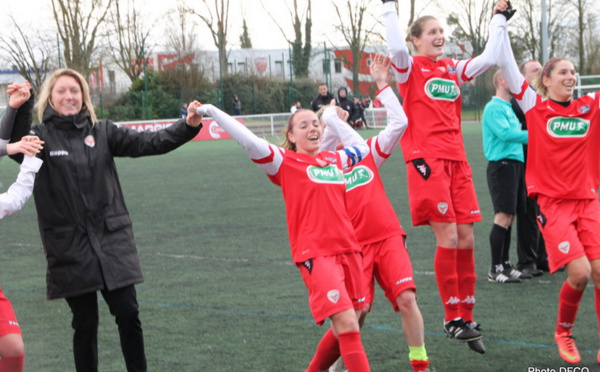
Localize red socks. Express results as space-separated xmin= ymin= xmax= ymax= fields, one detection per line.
xmin=410 ymin=359 xmax=430 ymax=372
xmin=457 ymin=248 xmax=476 ymax=322
xmin=338 ymin=331 xmax=370 ymax=372
xmin=306 ymin=328 xmax=340 ymax=372
xmin=556 ymin=281 xmax=584 ymax=334
xmin=434 ymin=246 xmax=460 ymax=321
xmin=0 ymin=353 xmax=24 ymax=372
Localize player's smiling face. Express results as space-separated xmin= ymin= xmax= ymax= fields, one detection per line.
xmin=288 ymin=110 xmax=322 ymax=156
xmin=544 ymin=60 xmax=577 ymax=102
xmin=414 ymin=19 xmax=445 ymax=60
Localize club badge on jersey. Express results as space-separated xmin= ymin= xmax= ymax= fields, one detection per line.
xmin=84 ymin=135 xmax=95 ymax=148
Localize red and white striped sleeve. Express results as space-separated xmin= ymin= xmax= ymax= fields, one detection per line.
xmin=197 ymin=104 xmax=283 ymax=175
xmin=455 ymin=14 xmax=506 ymax=85
xmin=383 ymin=1 xmax=412 ymax=84
xmin=370 ymin=85 xmax=407 ymax=168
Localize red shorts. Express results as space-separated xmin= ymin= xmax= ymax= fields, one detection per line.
xmin=537 ymin=196 xmax=600 ymax=273
xmin=362 ymin=234 xmax=416 ymax=312
xmin=298 ymin=252 xmax=367 ymax=325
xmin=0 ymin=286 xmax=21 ymax=337
xmin=406 ymin=158 xmax=482 ymax=226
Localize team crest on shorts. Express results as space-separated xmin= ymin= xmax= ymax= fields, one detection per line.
xmin=84 ymin=135 xmax=95 ymax=148
xmin=558 ymin=241 xmax=570 ymax=254
xmin=327 ymin=289 xmax=340 ymax=304
xmin=438 ymin=202 xmax=448 ymax=214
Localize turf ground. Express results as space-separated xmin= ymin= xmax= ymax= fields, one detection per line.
xmin=0 ymin=124 xmax=597 ymax=371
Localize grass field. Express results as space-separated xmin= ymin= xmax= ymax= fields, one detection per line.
xmin=0 ymin=124 xmax=597 ymax=371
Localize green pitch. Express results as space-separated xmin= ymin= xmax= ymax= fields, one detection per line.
xmin=0 ymin=125 xmax=596 ymax=371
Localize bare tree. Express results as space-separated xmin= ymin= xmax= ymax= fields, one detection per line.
xmin=51 ymin=0 xmax=113 ymax=75
xmin=446 ymin=0 xmax=493 ymax=56
xmin=567 ymin=0 xmax=600 ymax=74
xmin=107 ymin=0 xmax=151 ymax=83
xmin=165 ymin=1 xmax=200 ymax=56
xmin=0 ymin=17 xmax=53 ymax=93
xmin=330 ymin=0 xmax=377 ymax=93
xmin=192 ymin=0 xmax=230 ymax=76
xmin=509 ymin=0 xmax=570 ymax=64
xmin=260 ymin=0 xmax=312 ymax=78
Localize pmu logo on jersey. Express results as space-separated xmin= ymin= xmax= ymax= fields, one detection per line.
xmin=306 ymin=165 xmax=344 ymax=184
xmin=327 ymin=289 xmax=340 ymax=304
xmin=424 ymin=78 xmax=460 ymax=102
xmin=344 ymin=165 xmax=374 ymax=191
xmin=558 ymin=241 xmax=570 ymax=254
xmin=547 ymin=117 xmax=590 ymax=138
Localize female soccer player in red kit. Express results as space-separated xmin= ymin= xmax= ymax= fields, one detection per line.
xmin=189 ymin=101 xmax=371 ymax=371
xmin=498 ymin=18 xmax=600 ymax=365
xmin=381 ymin=0 xmax=514 ymax=353
xmin=317 ymin=54 xmax=429 ymax=372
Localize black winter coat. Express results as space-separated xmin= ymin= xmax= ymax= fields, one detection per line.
xmin=31 ymin=107 xmax=201 ymax=299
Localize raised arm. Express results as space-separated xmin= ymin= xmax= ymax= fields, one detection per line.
xmin=497 ymin=23 xmax=536 ymax=113
xmin=0 ymin=81 xmax=33 ymax=158
xmin=193 ymin=101 xmax=283 ymax=175
xmin=382 ymin=1 xmax=412 ymax=84
xmin=0 ymin=155 xmax=43 ymax=219
xmin=455 ymin=9 xmax=507 ymax=84
xmin=369 ymin=54 xmax=408 ymax=168
xmin=321 ymin=106 xmax=369 ymax=171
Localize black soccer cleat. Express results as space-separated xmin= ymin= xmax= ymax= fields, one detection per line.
xmin=467 ymin=339 xmax=486 ymax=354
xmin=496 ymin=0 xmax=517 ymax=21
xmin=382 ymin=0 xmax=396 ymax=3
xmin=443 ymin=318 xmax=482 ymax=342
xmin=466 ymin=322 xmax=486 ymax=354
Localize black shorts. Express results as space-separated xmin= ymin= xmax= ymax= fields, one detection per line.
xmin=486 ymin=159 xmax=526 ymax=215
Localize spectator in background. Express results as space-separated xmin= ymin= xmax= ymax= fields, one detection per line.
xmin=482 ymin=69 xmax=530 ymax=283
xmin=290 ymin=101 xmax=301 ymax=114
xmin=180 ymin=103 xmax=188 ymax=119
xmin=362 ymin=96 xmax=372 ymax=109
xmin=310 ymin=83 xmax=334 ymax=112
xmin=232 ymin=95 xmax=242 ymax=115
xmin=512 ymin=60 xmax=548 ymax=276
xmin=336 ymin=88 xmax=354 ymax=125
xmin=349 ymin=96 xmax=368 ymax=129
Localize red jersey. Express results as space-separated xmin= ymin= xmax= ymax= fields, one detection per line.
xmin=397 ymin=56 xmax=467 ymax=162
xmin=268 ymin=150 xmax=362 ymax=263
xmin=515 ymin=87 xmax=600 ymax=200
xmin=383 ymin=2 xmax=505 ymax=162
xmin=344 ymin=140 xmax=405 ymax=245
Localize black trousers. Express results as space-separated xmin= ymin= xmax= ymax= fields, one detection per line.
xmin=516 ymin=195 xmax=548 ymax=270
xmin=65 ymin=285 xmax=147 ymax=372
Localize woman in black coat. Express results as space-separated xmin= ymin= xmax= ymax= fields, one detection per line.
xmin=8 ymin=68 xmax=203 ymax=372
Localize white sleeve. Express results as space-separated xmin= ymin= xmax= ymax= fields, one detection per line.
xmin=455 ymin=14 xmax=506 ymax=84
xmin=371 ymin=86 xmax=407 ymax=168
xmin=197 ymin=104 xmax=283 ymax=175
xmin=320 ymin=125 xmax=338 ymax=152
xmin=383 ymin=1 xmax=412 ymax=84
xmin=321 ymin=106 xmax=369 ymax=171
xmin=0 ymin=155 xmax=42 ymax=219
xmin=497 ymin=27 xmax=536 ymax=113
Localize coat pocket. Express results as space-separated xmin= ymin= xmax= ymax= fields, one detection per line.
xmin=43 ymin=225 xmax=78 ymax=265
